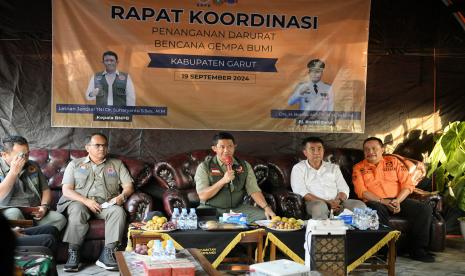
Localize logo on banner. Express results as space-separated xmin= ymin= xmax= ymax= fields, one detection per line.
xmin=197 ymin=0 xmax=237 ymax=7
xmin=197 ymin=0 xmax=210 ymax=7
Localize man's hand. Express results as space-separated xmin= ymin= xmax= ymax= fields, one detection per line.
xmin=32 ymin=206 xmax=48 ymax=220
xmin=381 ymin=199 xmax=400 ymax=214
xmin=9 ymin=155 xmax=27 ymax=175
xmin=221 ymin=168 xmax=235 ymax=184
xmin=110 ymin=194 xmax=125 ymax=206
xmin=264 ymin=206 xmax=276 ymax=219
xmin=89 ymin=88 xmax=100 ymax=97
xmin=327 ymin=199 xmax=341 ymax=210
xmin=84 ymin=198 xmax=102 ymax=214
xmin=12 ymin=227 xmax=25 ymax=237
xmin=298 ymin=83 xmax=311 ymax=95
xmin=389 ymin=199 xmax=401 ymax=214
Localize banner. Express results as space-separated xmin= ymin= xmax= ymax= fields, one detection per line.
xmin=52 ymin=0 xmax=370 ymax=132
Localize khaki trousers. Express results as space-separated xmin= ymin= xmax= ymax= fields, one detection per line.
xmin=2 ymin=207 xmax=67 ymax=231
xmin=62 ymin=201 xmax=126 ymax=246
xmin=305 ymin=199 xmax=366 ymax=219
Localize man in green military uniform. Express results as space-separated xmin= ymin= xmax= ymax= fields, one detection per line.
xmin=0 ymin=136 xmax=67 ymax=231
xmin=57 ymin=133 xmax=134 ymax=272
xmin=85 ymin=51 xmax=136 ymax=106
xmin=195 ymin=132 xmax=275 ymax=223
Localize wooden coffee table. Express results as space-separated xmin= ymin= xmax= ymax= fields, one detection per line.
xmin=116 ymin=248 xmax=221 ymax=276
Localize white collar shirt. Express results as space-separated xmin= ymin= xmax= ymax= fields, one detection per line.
xmin=290 ymin=160 xmax=349 ymax=201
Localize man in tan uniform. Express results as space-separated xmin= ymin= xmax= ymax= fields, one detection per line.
xmin=0 ymin=136 xmax=66 ymax=231
xmin=57 ymin=133 xmax=134 ymax=272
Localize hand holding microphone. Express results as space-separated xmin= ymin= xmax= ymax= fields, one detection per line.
xmin=222 ymin=156 xmax=235 ymax=187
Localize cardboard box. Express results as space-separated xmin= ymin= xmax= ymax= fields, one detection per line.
xmin=170 ymin=261 xmax=195 ymax=276
xmin=249 ymin=259 xmax=309 ymax=276
xmin=143 ymin=258 xmax=195 ymax=276
xmin=143 ymin=262 xmax=171 ymax=276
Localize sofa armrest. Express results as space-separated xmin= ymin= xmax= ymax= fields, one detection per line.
xmin=409 ymin=188 xmax=443 ymax=213
xmin=163 ymin=189 xmax=190 ymax=217
xmin=273 ymin=191 xmax=306 ymax=219
xmin=154 ymin=162 xmax=179 ymax=189
xmin=125 ymin=192 xmax=153 ymax=222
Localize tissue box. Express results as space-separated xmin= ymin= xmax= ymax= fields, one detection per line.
xmin=220 ymin=212 xmax=247 ymax=225
xmin=249 ymin=259 xmax=309 ymax=276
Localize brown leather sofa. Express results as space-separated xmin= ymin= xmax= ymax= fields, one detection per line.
xmin=28 ymin=149 xmax=154 ymax=262
xmin=150 ymin=148 xmax=445 ymax=252
xmin=150 ymin=150 xmax=276 ymax=217
xmin=267 ymin=149 xmax=445 ymax=252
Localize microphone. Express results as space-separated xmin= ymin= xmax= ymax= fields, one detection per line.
xmin=223 ymin=155 xmax=233 ymax=171
xmin=223 ymin=156 xmax=234 ymax=189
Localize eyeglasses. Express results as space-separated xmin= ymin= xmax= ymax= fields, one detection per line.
xmin=88 ymin=144 xmax=108 ymax=149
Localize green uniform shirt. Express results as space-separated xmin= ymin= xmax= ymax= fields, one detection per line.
xmin=195 ymin=156 xmax=261 ymax=208
xmin=0 ymin=158 xmax=48 ymax=207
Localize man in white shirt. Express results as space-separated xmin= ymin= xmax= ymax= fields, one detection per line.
xmin=290 ymin=137 xmax=365 ymax=218
xmin=288 ymin=59 xmax=333 ymax=111
xmin=85 ymin=51 xmax=136 ymax=106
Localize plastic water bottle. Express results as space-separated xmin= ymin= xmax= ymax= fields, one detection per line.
xmin=171 ymin=208 xmax=180 ymax=229
xmin=165 ymin=240 xmax=176 ymax=260
xmin=178 ymin=208 xmax=188 ymax=230
xmin=152 ymin=240 xmax=163 ymax=260
xmin=369 ymin=210 xmax=379 ymax=230
xmin=188 ymin=208 xmax=198 ymax=230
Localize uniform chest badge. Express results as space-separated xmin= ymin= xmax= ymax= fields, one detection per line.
xmin=96 ymin=76 xmax=103 ymax=81
xmin=106 ymin=167 xmax=117 ymax=176
xmin=118 ymin=75 xmax=126 ymax=81
xmin=235 ymin=166 xmax=244 ymax=174
xmin=384 ymin=161 xmax=395 ymax=171
xmin=28 ymin=166 xmax=37 ymax=173
xmin=78 ymin=164 xmax=88 ymax=173
xmin=210 ymin=168 xmax=222 ymax=176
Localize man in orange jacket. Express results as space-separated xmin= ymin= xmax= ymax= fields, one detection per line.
xmin=352 ymin=137 xmax=434 ymax=263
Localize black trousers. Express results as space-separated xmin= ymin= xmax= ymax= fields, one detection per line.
xmin=17 ymin=225 xmax=59 ymax=257
xmin=366 ymin=198 xmax=432 ymax=251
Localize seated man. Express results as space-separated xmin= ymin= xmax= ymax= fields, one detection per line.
xmin=195 ymin=132 xmax=275 ymax=222
xmin=0 ymin=213 xmax=59 ymax=275
xmin=0 ymin=136 xmax=67 ymax=231
xmin=56 ymin=133 xmax=134 ymax=272
xmin=291 ymin=137 xmax=365 ymax=219
xmin=352 ymin=137 xmax=434 ymax=262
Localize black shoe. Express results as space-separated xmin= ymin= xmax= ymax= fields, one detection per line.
xmin=96 ymin=246 xmax=118 ymax=271
xmin=63 ymin=248 xmax=80 ymax=272
xmin=410 ymin=249 xmax=435 ymax=263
